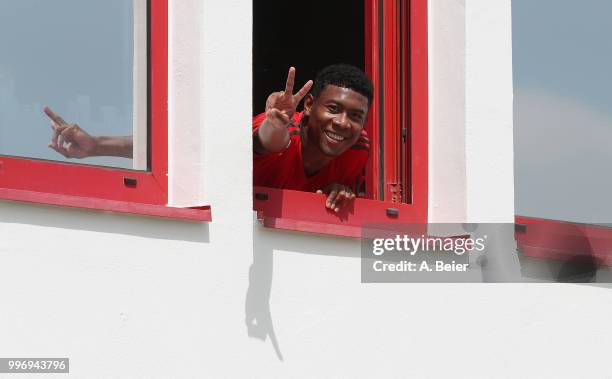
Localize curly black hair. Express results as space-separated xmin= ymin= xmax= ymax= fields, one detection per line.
xmin=311 ymin=64 xmax=374 ymax=106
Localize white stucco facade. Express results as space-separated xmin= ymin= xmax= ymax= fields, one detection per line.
xmin=0 ymin=0 xmax=611 ymax=377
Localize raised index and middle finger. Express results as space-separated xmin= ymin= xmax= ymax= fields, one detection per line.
xmin=284 ymin=67 xmax=313 ymax=102
xmin=284 ymin=67 xmax=296 ymax=95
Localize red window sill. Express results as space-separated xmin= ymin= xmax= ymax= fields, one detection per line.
xmin=254 ymin=186 xmax=427 ymax=238
xmin=515 ymin=216 xmax=612 ymax=266
xmin=0 ymin=188 xmax=211 ymax=221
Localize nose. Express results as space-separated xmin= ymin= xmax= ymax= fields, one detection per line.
xmin=333 ymin=112 xmax=350 ymax=131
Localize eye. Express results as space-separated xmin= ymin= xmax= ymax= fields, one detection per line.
xmin=350 ymin=112 xmax=364 ymax=122
xmin=327 ymin=104 xmax=339 ymax=113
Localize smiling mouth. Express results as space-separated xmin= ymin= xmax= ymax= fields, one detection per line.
xmin=324 ymin=130 xmax=347 ymax=142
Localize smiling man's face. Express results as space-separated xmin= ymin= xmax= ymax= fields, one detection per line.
xmin=303 ymin=84 xmax=369 ymax=157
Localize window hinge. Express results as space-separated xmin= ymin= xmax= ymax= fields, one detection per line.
xmin=388 ymin=182 xmax=402 ymax=203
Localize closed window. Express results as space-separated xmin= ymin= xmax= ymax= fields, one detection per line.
xmin=0 ymin=0 xmax=211 ymax=221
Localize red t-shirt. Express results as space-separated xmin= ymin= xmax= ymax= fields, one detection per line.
xmin=253 ymin=111 xmax=369 ymax=192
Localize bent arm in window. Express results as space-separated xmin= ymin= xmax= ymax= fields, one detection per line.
xmin=44 ymin=106 xmax=133 ymax=159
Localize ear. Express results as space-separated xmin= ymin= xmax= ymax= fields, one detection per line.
xmin=303 ymin=94 xmax=314 ymax=116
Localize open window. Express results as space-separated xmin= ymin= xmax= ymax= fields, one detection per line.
xmin=0 ymin=0 xmax=210 ymax=221
xmin=253 ymin=0 xmax=428 ymax=237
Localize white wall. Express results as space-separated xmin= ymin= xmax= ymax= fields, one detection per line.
xmin=428 ymin=0 xmax=514 ymax=223
xmin=0 ymin=0 xmax=611 ymax=378
xmin=465 ymin=0 xmax=515 ymax=223
xmin=428 ymin=0 xmax=467 ymax=223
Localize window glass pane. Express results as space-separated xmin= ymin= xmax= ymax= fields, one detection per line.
xmin=513 ymin=0 xmax=612 ymax=224
xmin=0 ymin=0 xmax=146 ymax=170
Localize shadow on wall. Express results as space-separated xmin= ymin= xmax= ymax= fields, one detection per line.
xmin=517 ymin=222 xmax=612 ymax=283
xmin=0 ymin=200 xmax=210 ymax=243
xmin=245 ymin=220 xmax=362 ymax=361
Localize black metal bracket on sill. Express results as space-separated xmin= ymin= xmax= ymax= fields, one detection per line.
xmin=515 ymin=223 xmax=527 ymax=233
xmin=123 ymin=177 xmax=138 ymax=187
xmin=255 ymin=192 xmax=269 ymax=201
xmin=386 ymin=208 xmax=399 ymax=217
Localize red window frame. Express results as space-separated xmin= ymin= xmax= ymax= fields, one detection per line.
xmin=253 ymin=0 xmax=428 ymax=237
xmin=515 ymin=217 xmax=612 ymax=267
xmin=0 ymin=0 xmax=211 ymax=221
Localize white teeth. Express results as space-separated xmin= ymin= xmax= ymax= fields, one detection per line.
xmin=325 ymin=130 xmax=345 ymax=141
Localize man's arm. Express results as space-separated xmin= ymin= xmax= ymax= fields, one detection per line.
xmin=254 ymin=67 xmax=312 ymax=154
xmin=90 ymin=135 xmax=133 ymax=158
xmin=254 ymin=109 xmax=291 ymax=154
xmin=44 ymin=106 xmax=133 ymax=159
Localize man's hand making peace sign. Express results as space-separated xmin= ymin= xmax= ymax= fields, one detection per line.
xmin=255 ymin=67 xmax=312 ymax=154
xmin=265 ymin=67 xmax=313 ymax=118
